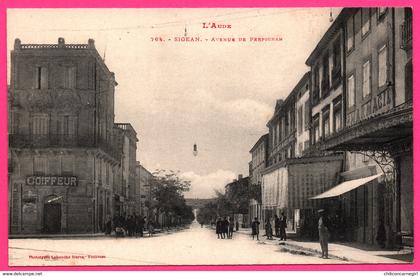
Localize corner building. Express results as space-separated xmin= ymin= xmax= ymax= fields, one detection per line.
xmin=8 ymin=38 xmax=121 ymax=234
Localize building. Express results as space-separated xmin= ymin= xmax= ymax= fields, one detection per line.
xmin=136 ymin=163 xmax=154 ymax=216
xmin=248 ymin=134 xmax=268 ymax=224
xmin=261 ymin=72 xmax=344 ymax=234
xmin=8 ymin=38 xmax=120 ymax=234
xmin=293 ymin=72 xmax=311 ymax=157
xmin=114 ymin=123 xmax=138 ymax=216
xmin=310 ymin=8 xmax=412 ymax=248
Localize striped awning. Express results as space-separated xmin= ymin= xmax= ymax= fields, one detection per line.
xmin=310 ymin=173 xmax=383 ymax=199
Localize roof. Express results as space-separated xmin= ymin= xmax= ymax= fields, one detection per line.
xmin=266 ymin=72 xmax=310 ymax=126
xmin=305 ymin=8 xmax=355 ymax=66
xmin=13 ymin=37 xmax=117 ymax=85
xmin=249 ymin=133 xmax=269 ymax=153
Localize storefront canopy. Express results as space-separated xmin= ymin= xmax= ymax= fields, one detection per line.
xmin=310 ymin=173 xmax=383 ymax=199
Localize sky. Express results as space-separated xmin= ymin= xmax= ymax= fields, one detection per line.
xmin=7 ymin=8 xmax=341 ymax=198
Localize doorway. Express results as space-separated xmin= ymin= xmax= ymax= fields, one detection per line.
xmin=43 ymin=202 xmax=61 ymax=233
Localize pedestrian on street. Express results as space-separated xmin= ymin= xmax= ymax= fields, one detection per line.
xmin=318 ymin=209 xmax=330 ymax=259
xmin=251 ymin=217 xmax=260 ymax=240
xmin=148 ymin=218 xmax=154 ymax=237
xmin=216 ymin=217 xmax=222 ymax=239
xmin=228 ymin=217 xmax=235 ymax=239
xmin=280 ymin=212 xmax=287 ymax=241
xmin=274 ymin=215 xmax=280 ymax=238
xmin=138 ymin=216 xmax=145 ymax=237
xmin=222 ymin=217 xmax=229 ymax=239
xmin=105 ymin=216 xmax=112 ymax=235
xmin=235 ymin=220 xmax=239 ymax=231
xmin=265 ymin=218 xmax=273 ymax=240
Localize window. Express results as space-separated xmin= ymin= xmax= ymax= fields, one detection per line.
xmin=63 ymin=66 xmax=76 ymax=89
xmin=31 ymin=115 xmax=49 ymax=135
xmin=62 ymin=155 xmax=73 ymax=175
xmin=58 ymin=115 xmax=77 ymax=137
xmin=333 ymin=96 xmax=342 ymax=132
xmin=332 ymin=38 xmax=341 ymax=77
xmin=322 ymin=107 xmax=330 ymax=138
xmin=304 ymin=100 xmax=310 ymax=130
xmin=322 ymin=54 xmax=330 ymax=96
xmin=297 ymin=105 xmax=303 ymax=134
xmin=378 ymin=45 xmax=388 ymax=88
xmin=34 ymin=156 xmax=47 ymax=175
xmin=313 ymin=114 xmax=320 ymax=143
xmin=347 ymin=75 xmax=355 ymax=108
xmin=362 ymin=60 xmax=371 ymax=98
xmin=313 ymin=65 xmax=320 ymax=103
xmin=405 ymin=59 xmax=413 ymax=102
xmin=346 ymin=15 xmax=355 ymax=52
xmin=361 ymin=8 xmax=371 ymax=37
xmin=35 ymin=66 xmax=48 ymax=89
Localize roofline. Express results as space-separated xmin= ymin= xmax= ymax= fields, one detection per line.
xmin=249 ymin=133 xmax=269 ymax=153
xmin=305 ymin=8 xmax=355 ymax=66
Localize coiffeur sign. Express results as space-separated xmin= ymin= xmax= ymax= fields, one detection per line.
xmin=26 ymin=176 xmax=78 ymax=187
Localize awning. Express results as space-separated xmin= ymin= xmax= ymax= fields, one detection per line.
xmin=310 ymin=173 xmax=383 ymax=199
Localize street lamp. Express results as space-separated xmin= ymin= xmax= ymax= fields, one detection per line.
xmin=193 ymin=143 xmax=198 ymax=156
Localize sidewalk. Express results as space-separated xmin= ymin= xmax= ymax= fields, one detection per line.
xmin=9 ymin=225 xmax=190 ymax=239
xmin=234 ymin=227 xmax=413 ymax=264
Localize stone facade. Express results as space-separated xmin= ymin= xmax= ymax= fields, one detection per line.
xmin=8 ymin=38 xmax=120 ymax=234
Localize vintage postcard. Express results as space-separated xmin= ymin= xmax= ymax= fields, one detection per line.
xmin=4 ymin=6 xmax=415 ymax=268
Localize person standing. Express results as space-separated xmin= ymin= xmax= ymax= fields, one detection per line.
xmin=265 ymin=218 xmax=273 ymax=240
xmin=138 ymin=216 xmax=145 ymax=237
xmin=318 ymin=209 xmax=330 ymax=259
xmin=280 ymin=212 xmax=287 ymax=241
xmin=274 ymin=215 xmax=280 ymax=238
xmin=148 ymin=218 xmax=154 ymax=237
xmin=216 ymin=217 xmax=222 ymax=239
xmin=222 ymin=217 xmax=229 ymax=239
xmin=228 ymin=217 xmax=235 ymax=239
xmin=251 ymin=217 xmax=260 ymax=240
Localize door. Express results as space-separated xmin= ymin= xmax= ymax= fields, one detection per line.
xmin=43 ymin=203 xmax=61 ymax=233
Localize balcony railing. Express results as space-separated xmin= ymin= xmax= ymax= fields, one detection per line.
xmin=9 ymin=134 xmax=121 ymax=160
xmin=401 ymin=19 xmax=412 ymax=50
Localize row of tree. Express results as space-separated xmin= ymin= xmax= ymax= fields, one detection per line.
xmin=197 ymin=179 xmax=259 ymax=226
xmin=146 ymin=169 xmax=195 ymax=227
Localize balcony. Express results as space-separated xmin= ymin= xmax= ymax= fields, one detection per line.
xmin=9 ymin=134 xmax=121 ymax=160
xmin=401 ymin=19 xmax=412 ymax=50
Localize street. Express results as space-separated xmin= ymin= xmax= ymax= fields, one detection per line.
xmin=9 ymin=222 xmax=345 ymax=266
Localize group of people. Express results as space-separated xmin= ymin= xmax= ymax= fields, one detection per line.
xmin=250 ymin=213 xmax=287 ymax=241
xmin=215 ymin=217 xmax=236 ymax=239
xmin=105 ymin=214 xmax=155 ymax=237
xmin=251 ymin=210 xmax=331 ymax=259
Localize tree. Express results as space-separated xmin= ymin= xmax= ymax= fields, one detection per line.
xmin=150 ymin=169 xmax=194 ymax=226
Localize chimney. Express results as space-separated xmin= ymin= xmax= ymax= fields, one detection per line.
xmin=58 ymin=37 xmax=65 ymax=47
xmin=14 ymin=38 xmax=21 ymax=50
xmin=238 ymin=174 xmax=243 ymax=180
xmin=88 ymin=38 xmax=95 ymax=49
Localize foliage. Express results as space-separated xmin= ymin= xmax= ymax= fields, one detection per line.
xmin=150 ymin=169 xmax=194 ymax=225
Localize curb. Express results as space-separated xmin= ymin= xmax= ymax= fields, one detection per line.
xmin=279 ymin=242 xmax=352 ymax=262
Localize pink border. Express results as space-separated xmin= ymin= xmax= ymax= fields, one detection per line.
xmin=0 ymin=0 xmax=418 ymax=271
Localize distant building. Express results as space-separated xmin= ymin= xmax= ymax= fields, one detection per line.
xmin=8 ymin=38 xmax=120 ymax=234
xmin=136 ymin=163 xmax=154 ymax=216
xmin=114 ymin=123 xmax=138 ymax=216
xmin=248 ymin=134 xmax=268 ymax=224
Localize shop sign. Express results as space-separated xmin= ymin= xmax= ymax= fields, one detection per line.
xmin=26 ymin=176 xmax=78 ymax=187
